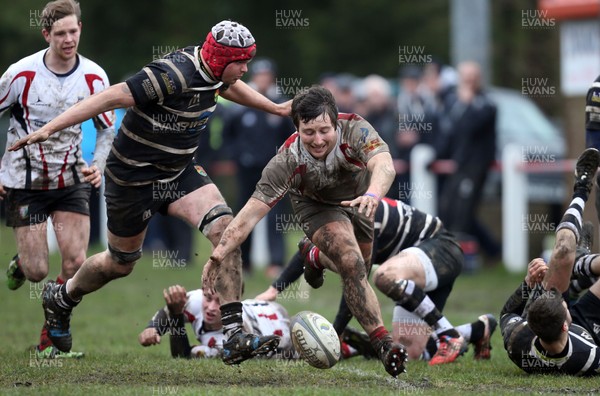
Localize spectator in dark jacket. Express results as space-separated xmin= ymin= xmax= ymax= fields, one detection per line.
xmin=437 ymin=61 xmax=500 ymax=259
xmin=222 ymin=58 xmax=295 ymax=277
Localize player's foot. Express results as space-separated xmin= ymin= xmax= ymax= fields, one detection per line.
xmin=429 ymin=335 xmax=465 ymax=365
xmin=342 ymin=326 xmax=378 ymax=359
xmin=221 ymin=332 xmax=280 ymax=365
xmin=35 ymin=345 xmax=84 ymax=359
xmin=375 ymin=339 xmax=408 ymax=378
xmin=6 ymin=254 xmax=25 ymax=290
xmin=299 ymin=237 xmax=324 ymax=289
xmin=574 ymin=148 xmax=600 ymax=194
xmin=42 ymin=281 xmax=73 ymax=353
xmin=474 ymin=314 xmax=497 ymax=360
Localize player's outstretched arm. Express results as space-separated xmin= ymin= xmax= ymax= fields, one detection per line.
xmin=9 ymin=83 xmax=135 ymax=151
xmin=210 ymin=198 xmax=271 ymax=264
xmin=220 ymin=79 xmax=291 ymax=117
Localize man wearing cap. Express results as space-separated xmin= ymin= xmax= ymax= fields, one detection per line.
xmin=10 ymin=20 xmax=290 ymax=365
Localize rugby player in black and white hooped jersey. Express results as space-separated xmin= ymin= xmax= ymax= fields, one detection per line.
xmin=9 ymin=20 xmax=290 ymax=365
xmin=207 ymin=85 xmax=408 ymax=378
xmin=0 ymin=0 xmax=115 ymax=358
xmin=500 ymin=148 xmax=600 ymax=376
xmin=138 ymin=285 xmax=295 ymax=359
xmin=256 ymin=197 xmax=497 ymax=365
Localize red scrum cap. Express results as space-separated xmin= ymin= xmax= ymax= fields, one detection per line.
xmin=201 ymin=20 xmax=256 ymax=80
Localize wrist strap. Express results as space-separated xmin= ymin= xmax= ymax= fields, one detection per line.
xmin=364 ymin=192 xmax=381 ymax=201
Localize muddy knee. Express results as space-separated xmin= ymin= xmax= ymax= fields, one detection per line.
xmin=199 ymin=205 xmax=233 ymax=245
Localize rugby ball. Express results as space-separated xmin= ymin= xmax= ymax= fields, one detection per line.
xmin=290 ymin=311 xmax=341 ymax=369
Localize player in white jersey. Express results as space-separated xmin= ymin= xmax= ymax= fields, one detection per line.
xmin=0 ymin=0 xmax=114 ymax=358
xmin=138 ymin=286 xmax=295 ymax=359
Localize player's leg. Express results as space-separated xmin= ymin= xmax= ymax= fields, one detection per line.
xmin=311 ymin=220 xmax=406 ymax=377
xmin=41 ymin=229 xmax=146 ymax=352
xmin=35 ymin=208 xmax=89 ymax=355
xmin=5 ymin=188 xmax=53 ymax=289
xmin=41 ymin=177 xmax=151 ymax=352
xmin=591 ymin=131 xmax=600 ymax=229
xmin=51 ymin=211 xmax=89 ymax=282
xmin=457 ymin=313 xmax=497 ymax=360
xmin=168 ymin=180 xmax=279 ymax=364
xmin=298 ymin=235 xmax=337 ymax=288
xmin=544 ymin=148 xmax=600 ymax=292
xmin=12 ymin=224 xmax=50 ymax=283
xmin=373 ymin=248 xmax=464 ymax=365
xmin=169 ymin=183 xmax=240 ymax=301
xmin=373 ymin=251 xmax=430 ymax=361
xmin=12 ymin=224 xmax=56 ymax=353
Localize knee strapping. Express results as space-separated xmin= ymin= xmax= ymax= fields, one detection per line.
xmin=108 ymin=244 xmax=142 ymax=265
xmin=199 ymin=205 xmax=233 ymax=236
xmin=390 ymin=279 xmax=426 ymax=310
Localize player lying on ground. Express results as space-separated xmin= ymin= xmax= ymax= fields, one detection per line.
xmin=256 ymin=197 xmax=497 ymax=364
xmin=139 ymin=285 xmax=369 ymax=360
xmin=500 ymin=148 xmax=600 ymax=375
xmin=139 ymin=285 xmax=295 ymax=358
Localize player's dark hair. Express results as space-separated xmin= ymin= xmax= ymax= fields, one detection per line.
xmin=291 ymin=85 xmax=338 ymax=129
xmin=527 ymin=288 xmax=567 ymax=343
xmin=42 ymin=0 xmax=81 ymax=32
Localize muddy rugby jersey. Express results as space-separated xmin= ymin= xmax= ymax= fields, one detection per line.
xmin=252 ymin=113 xmax=389 ymax=206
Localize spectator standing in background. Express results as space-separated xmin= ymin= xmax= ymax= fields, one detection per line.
xmin=395 ymin=65 xmax=425 ymax=201
xmin=436 ymin=61 xmax=500 ymax=262
xmin=333 ymin=73 xmax=358 ymax=113
xmin=223 ymin=58 xmax=294 ymax=277
xmin=356 ymin=75 xmax=399 ymax=199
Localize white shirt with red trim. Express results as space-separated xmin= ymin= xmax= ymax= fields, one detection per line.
xmin=0 ymin=49 xmax=115 ymax=190
xmin=182 ymin=290 xmax=292 ymax=354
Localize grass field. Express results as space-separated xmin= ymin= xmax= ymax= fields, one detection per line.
xmin=1 ymin=227 xmax=600 ymax=395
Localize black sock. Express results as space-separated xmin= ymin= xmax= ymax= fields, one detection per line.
xmin=55 ymin=283 xmax=80 ymax=310
xmin=13 ymin=256 xmax=24 ymax=279
xmin=557 ymin=196 xmax=585 ymax=243
xmin=470 ymin=320 xmax=485 ymax=343
xmin=220 ymin=302 xmax=243 ymax=340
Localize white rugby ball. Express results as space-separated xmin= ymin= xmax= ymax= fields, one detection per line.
xmin=290 ymin=311 xmax=341 ymax=369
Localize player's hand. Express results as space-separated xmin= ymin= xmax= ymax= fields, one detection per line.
xmin=0 ymin=183 xmax=5 ymax=201
xmin=202 ymin=258 xmax=218 ymax=295
xmin=8 ymin=129 xmax=51 ymax=151
xmin=163 ymin=285 xmax=187 ymax=315
xmin=276 ymin=99 xmax=292 ymax=117
xmin=525 ymin=258 xmax=548 ymax=288
xmin=341 ymin=193 xmax=380 ymax=219
xmin=255 ymin=286 xmax=278 ymax=301
xmin=82 ymin=165 xmax=103 ymax=188
xmin=139 ymin=328 xmax=161 ymax=346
